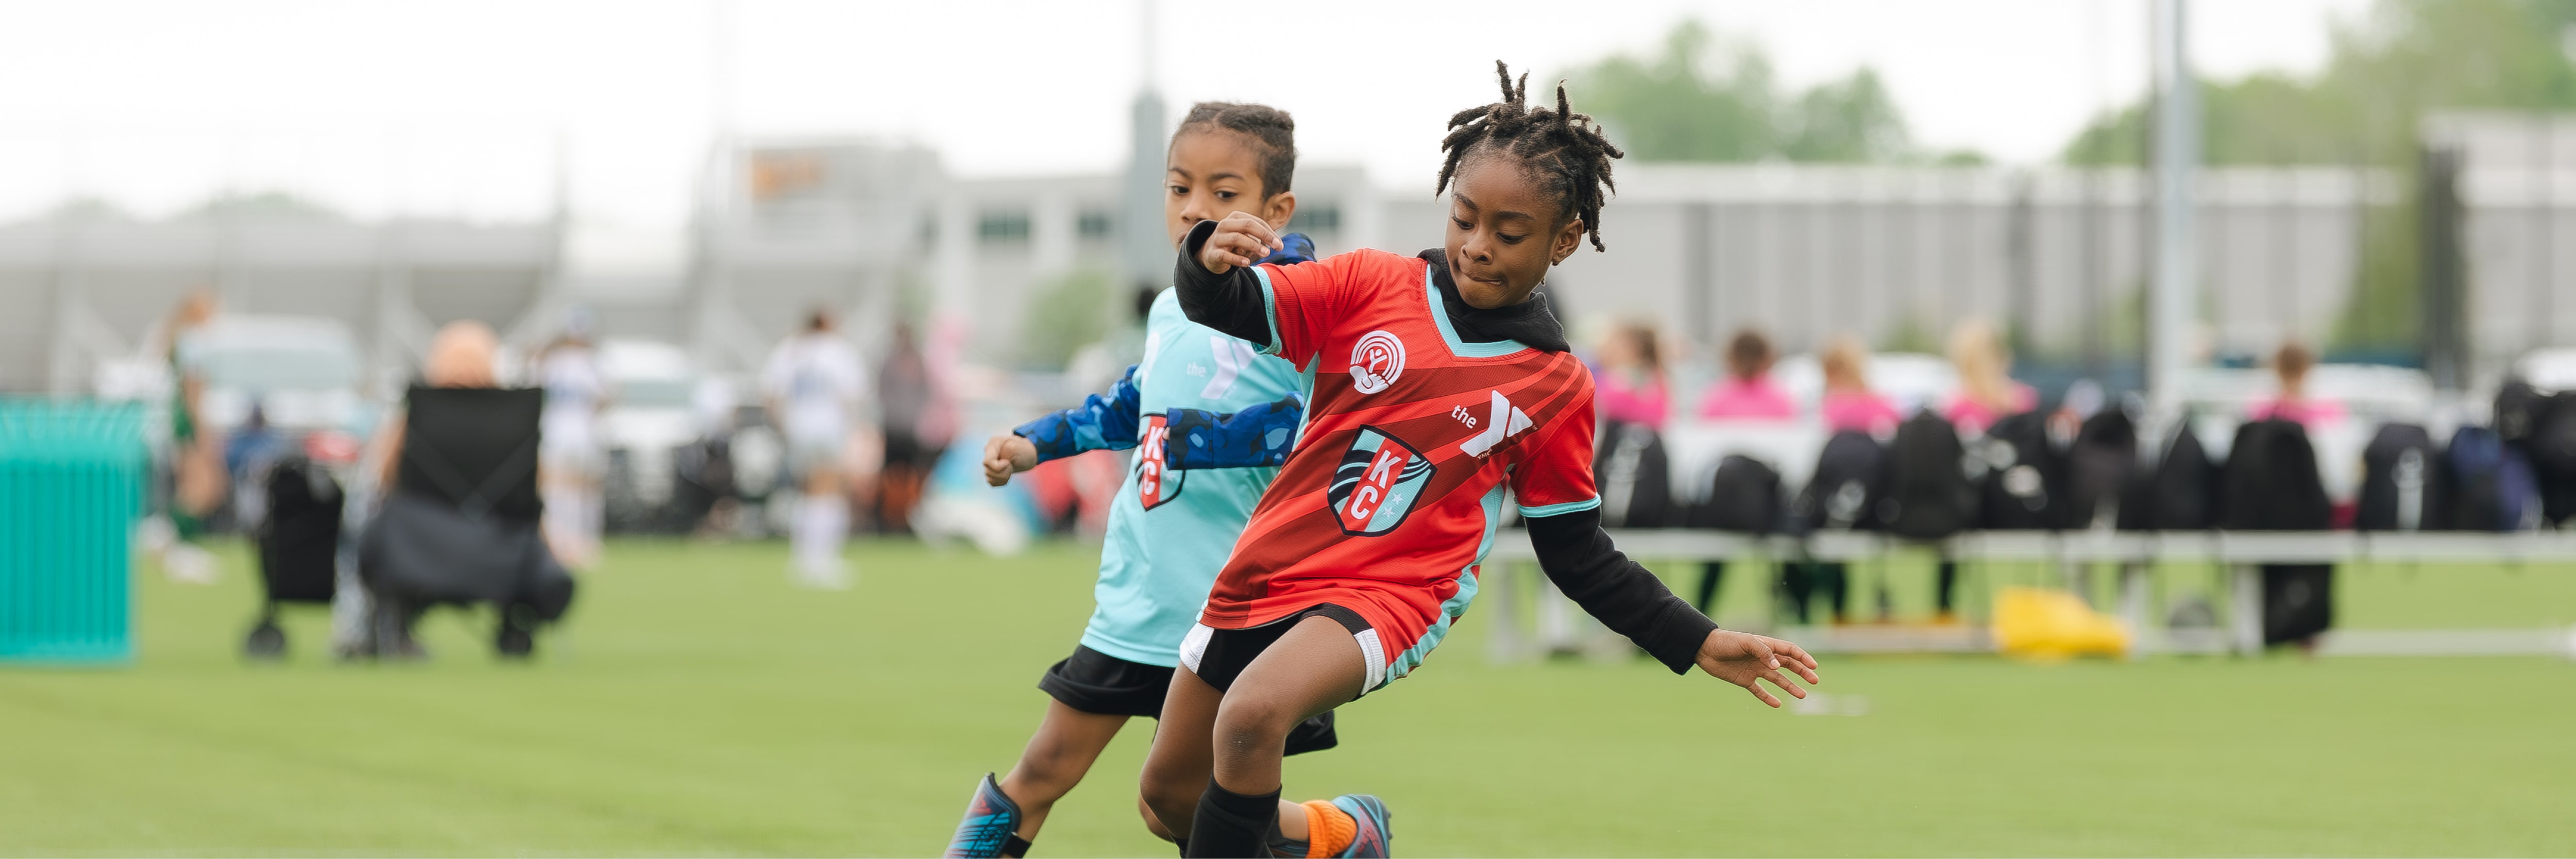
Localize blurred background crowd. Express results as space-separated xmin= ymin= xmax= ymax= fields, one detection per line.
xmin=7 ymin=0 xmax=2576 ymax=653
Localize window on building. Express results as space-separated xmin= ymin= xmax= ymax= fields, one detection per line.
xmin=1288 ymin=205 xmax=1341 ymax=234
xmin=1078 ymin=210 xmax=1114 ymax=240
xmin=978 ymin=211 xmax=1031 ymax=244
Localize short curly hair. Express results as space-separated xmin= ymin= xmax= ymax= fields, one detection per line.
xmin=1174 ymin=102 xmax=1297 ymax=198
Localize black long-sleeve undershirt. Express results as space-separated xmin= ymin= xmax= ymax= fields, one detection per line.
xmin=1524 ymin=508 xmax=1721 ymax=673
xmin=1172 ymin=219 xmax=1720 ymax=675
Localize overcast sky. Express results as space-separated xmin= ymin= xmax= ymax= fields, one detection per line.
xmin=0 ymin=0 xmax=2371 ymax=226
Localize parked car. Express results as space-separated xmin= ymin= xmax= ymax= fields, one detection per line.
xmin=596 ymin=340 xmax=706 ymax=532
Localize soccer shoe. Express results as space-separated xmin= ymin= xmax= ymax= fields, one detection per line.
xmin=1330 ymin=794 xmax=1392 ymax=858
xmin=944 ymin=773 xmax=1032 ymax=858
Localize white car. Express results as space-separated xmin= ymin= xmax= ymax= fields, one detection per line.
xmin=596 ymin=340 xmax=706 ymax=531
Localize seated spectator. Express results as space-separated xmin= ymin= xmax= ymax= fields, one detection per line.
xmin=1819 ymin=335 xmax=1902 ymax=437
xmin=1698 ymin=328 xmax=1797 ymax=420
xmin=1595 ymin=321 xmax=1670 ymax=429
xmin=359 ymin=321 xmax=576 ymax=659
xmin=2249 ymin=342 xmax=2345 ymax=428
xmin=1943 ymin=318 xmax=2036 ymax=437
xmin=1688 ymin=328 xmax=1797 ymax=624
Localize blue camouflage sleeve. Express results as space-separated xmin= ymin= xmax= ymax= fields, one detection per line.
xmin=1012 ymin=364 xmax=1144 ymax=463
xmin=1164 ymin=394 xmax=1304 ymax=470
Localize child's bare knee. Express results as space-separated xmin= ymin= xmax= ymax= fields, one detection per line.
xmin=1210 ymin=695 xmax=1297 ymax=753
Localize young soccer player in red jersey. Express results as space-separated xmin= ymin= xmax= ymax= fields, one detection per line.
xmin=1135 ymin=64 xmax=1824 ymax=858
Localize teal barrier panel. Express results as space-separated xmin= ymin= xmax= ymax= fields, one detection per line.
xmin=0 ymin=399 xmax=145 ymax=664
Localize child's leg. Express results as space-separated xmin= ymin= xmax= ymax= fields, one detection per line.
xmin=950 ymin=701 xmax=1128 ymax=858
xmin=997 ymin=701 xmax=1130 ymax=840
xmin=1190 ymin=616 xmax=1365 ymax=857
xmin=1140 ymin=668 xmax=1224 ymax=843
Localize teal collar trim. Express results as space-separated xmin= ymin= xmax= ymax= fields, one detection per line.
xmin=1422 ymin=264 xmax=1533 ymax=358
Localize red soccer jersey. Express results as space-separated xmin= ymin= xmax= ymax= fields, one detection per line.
xmin=1200 ymin=248 xmax=1601 ymax=686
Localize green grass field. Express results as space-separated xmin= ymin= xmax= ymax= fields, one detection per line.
xmin=2 ymin=538 xmax=2572 ymax=856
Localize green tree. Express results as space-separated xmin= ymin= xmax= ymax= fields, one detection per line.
xmin=2062 ymin=0 xmax=2576 ymax=352
xmin=1019 ymin=267 xmax=1114 ymax=369
xmin=1785 ymin=69 xmax=1913 ymax=162
xmin=1563 ymin=20 xmax=1926 ymax=163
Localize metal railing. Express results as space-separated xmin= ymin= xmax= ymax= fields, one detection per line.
xmin=1486 ymin=529 xmax=2576 ymax=658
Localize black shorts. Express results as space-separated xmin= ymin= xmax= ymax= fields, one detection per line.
xmin=1179 ymin=603 xmax=1374 ymax=695
xmin=1038 ymin=644 xmax=1339 ymax=755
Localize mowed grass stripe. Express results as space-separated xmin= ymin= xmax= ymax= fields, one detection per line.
xmin=0 ymin=537 xmax=2569 ymax=855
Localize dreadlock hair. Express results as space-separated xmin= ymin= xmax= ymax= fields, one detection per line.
xmin=1436 ymin=61 xmax=1625 ymax=252
xmin=1174 ymin=102 xmax=1298 ymax=198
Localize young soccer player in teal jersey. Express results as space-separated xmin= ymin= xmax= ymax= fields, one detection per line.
xmin=946 ymin=102 xmax=1383 ymax=859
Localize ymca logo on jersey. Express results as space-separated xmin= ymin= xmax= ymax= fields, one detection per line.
xmin=1456 ymin=390 xmax=1535 ymax=458
xmin=1348 ymin=330 xmax=1405 ymax=394
xmin=1328 ymin=426 xmax=1436 ymax=536
xmin=1135 ymin=414 xmax=1184 ymax=509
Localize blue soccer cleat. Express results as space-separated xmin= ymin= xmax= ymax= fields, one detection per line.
xmin=1331 ymin=794 xmax=1393 ymax=858
xmin=945 ymin=773 xmax=1031 ymax=858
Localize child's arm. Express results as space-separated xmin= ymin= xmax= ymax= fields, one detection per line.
xmin=982 ymin=364 xmax=1146 ymax=486
xmin=1162 ymin=393 xmax=1303 ymax=470
xmin=1516 ymin=380 xmax=1821 ymax=707
xmin=1173 ymin=216 xmax=1283 ymax=349
xmin=1524 ymin=509 xmax=1821 ymax=707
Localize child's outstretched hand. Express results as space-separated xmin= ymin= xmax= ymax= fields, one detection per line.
xmin=982 ymin=433 xmax=1038 ymax=486
xmin=1197 ymin=212 xmax=1284 ymax=274
xmin=1694 ymin=629 xmax=1822 ymax=708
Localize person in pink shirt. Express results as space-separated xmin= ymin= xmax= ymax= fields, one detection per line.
xmin=1818 ymin=335 xmax=1901 ymax=436
xmin=1698 ymin=329 xmax=1798 ymax=420
xmin=1930 ymin=319 xmax=2032 ymax=623
xmin=1942 ymin=318 xmax=2037 ymax=437
xmin=2248 ymin=342 xmax=2346 ymax=429
xmin=1594 ymin=322 xmax=1670 ymax=429
xmin=1689 ymin=328 xmax=1797 ymax=624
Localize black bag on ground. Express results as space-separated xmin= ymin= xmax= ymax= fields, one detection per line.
xmin=2355 ymin=423 xmax=2444 ymax=531
xmin=1976 ymin=411 xmax=2066 ymax=530
xmin=2261 ymin=563 xmax=2335 ymax=645
xmin=256 ymin=454 xmax=343 ymax=603
xmin=2444 ymin=425 xmax=2539 ymax=532
xmin=1797 ymin=429 xmax=1887 ymax=532
xmin=1593 ymin=421 xmax=1672 ymax=528
xmin=2118 ymin=422 xmax=2219 ymax=530
xmin=2060 ymin=407 xmax=2138 ymax=530
xmin=1692 ymin=454 xmax=1785 ymax=533
xmin=2219 ymin=418 xmax=2332 ymax=531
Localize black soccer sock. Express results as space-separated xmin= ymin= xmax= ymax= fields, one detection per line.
xmin=1184 ymin=778 xmax=1280 ymax=858
xmin=1265 ymin=819 xmax=1308 ymax=858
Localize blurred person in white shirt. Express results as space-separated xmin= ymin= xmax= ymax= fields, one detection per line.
xmin=535 ymin=311 xmax=609 ymax=569
xmin=762 ymin=308 xmax=870 ymax=588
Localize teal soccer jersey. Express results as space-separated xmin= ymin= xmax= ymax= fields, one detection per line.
xmin=1014 ymin=287 xmax=1307 ymax=666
